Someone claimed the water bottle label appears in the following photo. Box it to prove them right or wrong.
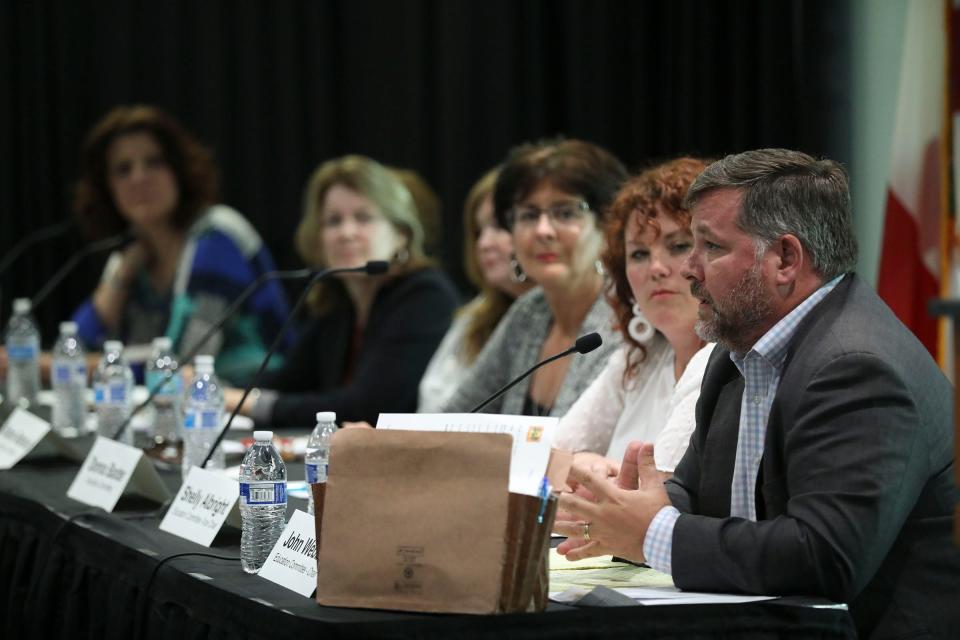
[184,410,219,430]
[94,384,105,404]
[53,364,72,384]
[7,344,37,361]
[108,382,127,403]
[54,363,86,385]
[305,462,328,484]
[240,481,287,505]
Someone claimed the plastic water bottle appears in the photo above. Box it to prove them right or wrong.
[305,411,337,515]
[51,321,87,437]
[4,298,41,407]
[240,430,288,573]
[93,340,134,443]
[146,336,182,455]
[181,354,224,477]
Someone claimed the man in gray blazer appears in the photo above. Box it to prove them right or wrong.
[555,149,959,639]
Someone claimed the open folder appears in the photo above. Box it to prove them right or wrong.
[311,428,571,614]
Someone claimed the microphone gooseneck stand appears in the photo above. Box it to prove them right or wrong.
[31,232,131,309]
[110,268,312,442]
[469,332,603,413]
[199,260,389,468]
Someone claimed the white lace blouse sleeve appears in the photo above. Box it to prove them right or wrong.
[653,343,716,472]
[417,311,471,412]
[553,347,627,453]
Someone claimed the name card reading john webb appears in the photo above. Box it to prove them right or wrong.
[159,466,241,546]
[258,509,319,596]
[66,436,170,511]
[0,407,83,469]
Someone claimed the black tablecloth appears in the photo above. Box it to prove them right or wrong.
[0,449,857,640]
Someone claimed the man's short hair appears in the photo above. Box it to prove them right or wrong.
[683,148,858,279]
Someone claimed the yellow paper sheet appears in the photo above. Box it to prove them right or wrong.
[548,548,675,593]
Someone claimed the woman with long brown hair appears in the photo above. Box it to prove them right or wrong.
[417,167,533,411]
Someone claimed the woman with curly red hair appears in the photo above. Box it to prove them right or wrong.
[553,157,715,474]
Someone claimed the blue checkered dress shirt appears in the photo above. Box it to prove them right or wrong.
[642,275,843,574]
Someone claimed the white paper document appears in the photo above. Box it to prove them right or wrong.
[550,585,777,606]
[376,413,556,496]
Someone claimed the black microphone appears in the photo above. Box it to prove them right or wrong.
[197,260,389,467]
[469,331,603,413]
[30,231,132,309]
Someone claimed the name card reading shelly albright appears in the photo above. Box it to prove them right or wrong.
[0,407,83,469]
[257,509,318,597]
[66,436,170,511]
[159,466,241,547]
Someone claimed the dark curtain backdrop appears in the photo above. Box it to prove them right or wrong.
[0,0,850,341]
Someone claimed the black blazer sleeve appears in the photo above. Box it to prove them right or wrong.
[265,269,459,427]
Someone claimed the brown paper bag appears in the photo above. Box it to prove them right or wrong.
[314,428,511,614]
[312,429,569,614]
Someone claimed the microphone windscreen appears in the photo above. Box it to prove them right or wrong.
[365,260,390,275]
[574,332,603,354]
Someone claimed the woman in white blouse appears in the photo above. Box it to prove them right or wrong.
[553,157,714,474]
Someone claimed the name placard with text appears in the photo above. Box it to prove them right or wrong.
[257,509,318,596]
[159,466,241,546]
[66,436,170,511]
[0,407,83,470]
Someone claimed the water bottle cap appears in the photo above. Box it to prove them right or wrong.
[315,411,336,423]
[253,430,273,442]
[152,336,173,350]
[12,298,31,314]
[59,321,78,335]
[194,354,214,372]
[103,340,124,353]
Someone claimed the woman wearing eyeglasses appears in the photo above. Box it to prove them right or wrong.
[439,139,626,416]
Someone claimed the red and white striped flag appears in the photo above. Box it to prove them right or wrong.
[877,0,956,368]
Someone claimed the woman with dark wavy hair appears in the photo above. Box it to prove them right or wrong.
[439,139,626,417]
[71,105,290,385]
[553,157,715,474]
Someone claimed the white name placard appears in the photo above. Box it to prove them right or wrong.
[159,466,241,546]
[66,436,170,511]
[377,413,556,496]
[257,509,318,596]
[0,407,84,469]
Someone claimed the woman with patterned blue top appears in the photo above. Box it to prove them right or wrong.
[439,139,627,417]
[70,105,291,385]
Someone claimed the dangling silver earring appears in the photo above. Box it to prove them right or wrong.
[510,255,527,283]
[628,302,655,343]
[595,260,605,276]
[393,246,410,265]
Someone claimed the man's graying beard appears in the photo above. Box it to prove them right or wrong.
[690,265,773,355]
